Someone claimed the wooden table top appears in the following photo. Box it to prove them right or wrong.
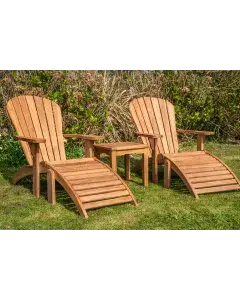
[94,142,149,151]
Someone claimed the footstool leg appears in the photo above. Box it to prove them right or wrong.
[142,150,149,186]
[124,154,131,180]
[164,159,171,189]
[47,169,56,205]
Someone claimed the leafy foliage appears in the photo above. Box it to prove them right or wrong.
[0,70,239,142]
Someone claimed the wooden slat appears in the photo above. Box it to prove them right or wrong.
[181,163,222,170]
[129,102,149,147]
[77,185,126,197]
[43,97,60,161]
[65,170,112,180]
[144,98,164,154]
[167,151,206,157]
[26,96,49,161]
[166,100,179,153]
[67,172,114,181]
[193,179,237,189]
[51,101,66,160]
[34,96,54,161]
[84,196,133,209]
[151,98,169,153]
[131,99,151,150]
[171,155,210,162]
[206,151,240,187]
[94,142,147,151]
[175,158,218,165]
[18,96,48,161]
[54,160,101,168]
[6,100,33,165]
[187,170,229,178]
[185,166,226,174]
[138,97,154,138]
[81,190,129,203]
[12,97,31,137]
[12,97,35,162]
[55,163,104,173]
[190,174,234,183]
[50,158,95,166]
[196,184,240,194]
[18,96,36,138]
[68,175,118,185]
[73,180,122,190]
[158,98,174,153]
[63,168,110,177]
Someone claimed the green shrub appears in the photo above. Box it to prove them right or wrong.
[0,70,239,142]
[0,137,26,167]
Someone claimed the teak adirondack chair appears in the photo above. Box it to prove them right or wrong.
[6,95,137,217]
[130,97,240,198]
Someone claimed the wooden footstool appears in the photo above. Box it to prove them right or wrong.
[94,142,149,186]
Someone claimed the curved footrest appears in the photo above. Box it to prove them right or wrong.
[46,158,137,218]
[164,151,240,198]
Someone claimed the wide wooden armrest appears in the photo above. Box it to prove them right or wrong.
[136,132,163,139]
[15,136,46,144]
[63,134,104,141]
[177,129,215,136]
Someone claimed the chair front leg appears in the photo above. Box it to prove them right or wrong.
[197,135,205,151]
[151,138,158,184]
[30,143,40,197]
[84,139,95,157]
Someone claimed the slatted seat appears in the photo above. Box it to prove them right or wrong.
[130,97,240,198]
[164,151,240,197]
[45,158,135,214]
[7,95,137,217]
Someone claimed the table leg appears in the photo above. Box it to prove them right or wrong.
[142,150,149,186]
[124,154,131,180]
[110,151,117,172]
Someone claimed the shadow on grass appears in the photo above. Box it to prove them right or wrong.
[100,155,189,195]
[0,164,80,215]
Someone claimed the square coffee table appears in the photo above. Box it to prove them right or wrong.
[94,142,149,186]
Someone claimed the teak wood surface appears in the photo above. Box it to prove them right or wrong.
[6,95,137,217]
[94,142,149,186]
[129,97,240,197]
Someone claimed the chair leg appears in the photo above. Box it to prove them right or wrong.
[85,140,94,157]
[47,169,56,205]
[152,150,158,184]
[31,144,40,197]
[197,135,205,151]
[164,159,171,188]
[142,150,149,187]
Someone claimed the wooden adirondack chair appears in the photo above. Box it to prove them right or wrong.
[6,95,137,217]
[129,97,240,198]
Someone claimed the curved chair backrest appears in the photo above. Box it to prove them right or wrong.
[129,97,179,155]
[6,95,66,165]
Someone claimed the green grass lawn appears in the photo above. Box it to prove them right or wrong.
[0,142,239,229]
